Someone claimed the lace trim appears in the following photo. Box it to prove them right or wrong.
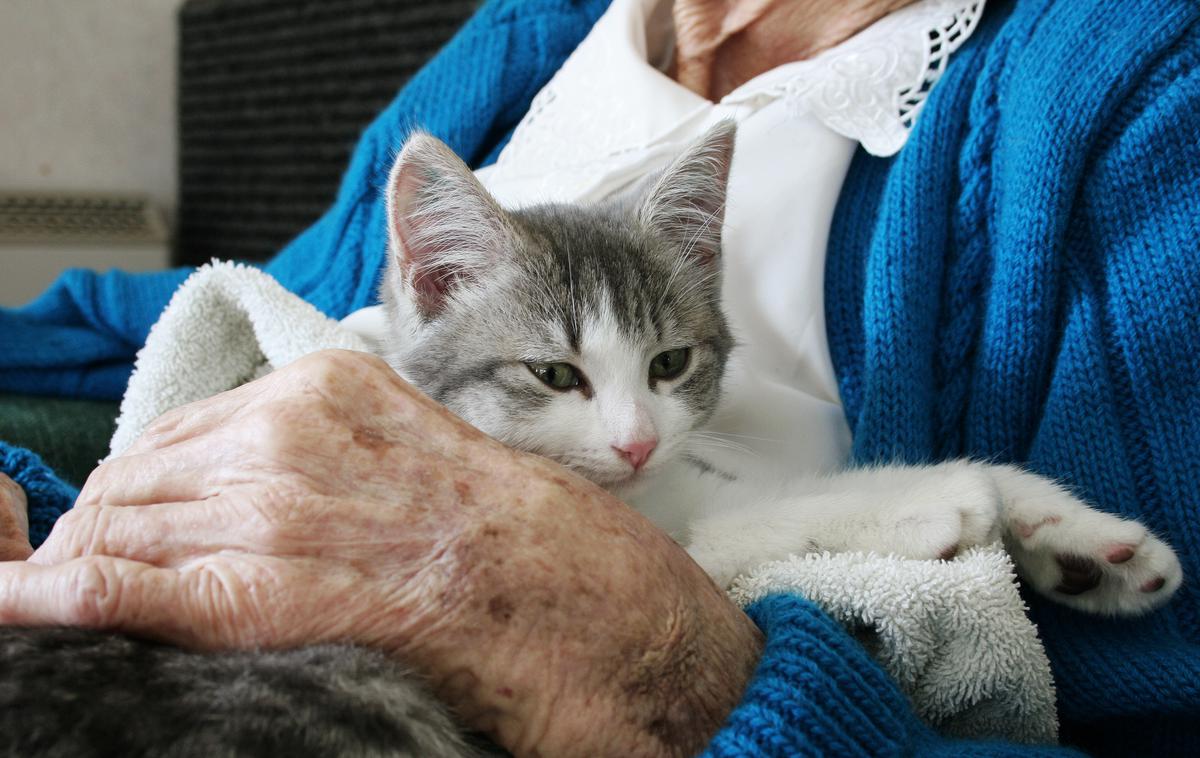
[777,0,985,156]
[899,2,985,128]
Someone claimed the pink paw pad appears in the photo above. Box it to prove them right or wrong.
[1141,577,1166,593]
[1104,545,1136,564]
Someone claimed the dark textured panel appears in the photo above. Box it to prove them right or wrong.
[176,0,478,266]
[0,394,118,487]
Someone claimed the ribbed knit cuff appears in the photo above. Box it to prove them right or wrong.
[702,593,931,757]
[0,442,78,548]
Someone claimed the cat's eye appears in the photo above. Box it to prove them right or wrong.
[649,348,690,381]
[527,362,583,391]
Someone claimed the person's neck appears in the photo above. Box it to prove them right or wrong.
[671,0,921,100]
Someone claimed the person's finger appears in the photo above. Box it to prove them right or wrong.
[120,376,272,457]
[77,439,246,508]
[0,473,29,541]
[0,472,26,507]
[0,539,33,561]
[29,501,239,567]
[0,556,212,647]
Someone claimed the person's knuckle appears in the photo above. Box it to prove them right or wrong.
[43,506,100,558]
[348,350,393,375]
[141,404,189,443]
[307,349,396,390]
[65,558,125,627]
[243,404,307,460]
[292,349,364,386]
[75,465,116,507]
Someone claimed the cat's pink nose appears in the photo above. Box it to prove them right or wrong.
[613,439,657,471]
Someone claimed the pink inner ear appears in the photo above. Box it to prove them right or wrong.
[409,263,459,315]
[389,163,455,315]
[390,166,426,259]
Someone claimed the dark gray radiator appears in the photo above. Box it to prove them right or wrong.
[176,0,478,266]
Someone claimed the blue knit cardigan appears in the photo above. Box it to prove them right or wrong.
[2,0,1198,755]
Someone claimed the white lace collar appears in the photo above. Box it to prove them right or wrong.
[650,0,988,156]
[738,0,987,155]
[499,0,985,173]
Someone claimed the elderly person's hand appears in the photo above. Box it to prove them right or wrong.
[0,474,32,561]
[0,349,761,757]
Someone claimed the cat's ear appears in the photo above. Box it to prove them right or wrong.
[384,131,511,318]
[637,120,736,266]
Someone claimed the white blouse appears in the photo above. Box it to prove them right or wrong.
[348,0,983,480]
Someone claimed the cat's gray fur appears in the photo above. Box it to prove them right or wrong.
[0,125,737,757]
[0,627,491,757]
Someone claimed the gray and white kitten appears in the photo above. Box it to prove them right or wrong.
[0,124,1181,757]
[379,122,1181,617]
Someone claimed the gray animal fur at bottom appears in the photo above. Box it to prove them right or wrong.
[0,627,499,758]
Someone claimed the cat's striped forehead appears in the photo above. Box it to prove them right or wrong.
[510,204,725,353]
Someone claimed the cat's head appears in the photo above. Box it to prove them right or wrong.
[380,123,735,490]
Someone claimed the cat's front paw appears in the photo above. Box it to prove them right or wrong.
[1005,504,1181,615]
[995,467,1182,615]
[877,464,1003,560]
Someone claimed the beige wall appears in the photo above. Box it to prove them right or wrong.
[0,0,184,218]
[0,0,184,306]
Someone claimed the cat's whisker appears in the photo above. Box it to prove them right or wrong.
[660,236,694,303]
[670,269,721,305]
[696,430,783,444]
[565,245,580,347]
[658,200,727,310]
[685,442,761,463]
[688,435,755,454]
[684,431,759,458]
[678,200,728,261]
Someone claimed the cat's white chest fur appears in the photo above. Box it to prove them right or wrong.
[620,458,735,539]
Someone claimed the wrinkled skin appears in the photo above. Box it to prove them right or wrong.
[0,350,762,757]
[672,0,918,100]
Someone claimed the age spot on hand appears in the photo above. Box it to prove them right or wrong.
[352,426,390,454]
[487,595,515,624]
[454,480,474,505]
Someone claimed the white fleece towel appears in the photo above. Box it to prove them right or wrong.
[109,261,370,457]
[729,545,1058,744]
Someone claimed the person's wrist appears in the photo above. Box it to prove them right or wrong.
[526,544,763,757]
[406,460,762,756]
[603,545,763,757]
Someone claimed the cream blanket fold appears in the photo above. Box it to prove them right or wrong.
[729,546,1058,744]
[109,261,370,457]
[111,263,1058,744]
